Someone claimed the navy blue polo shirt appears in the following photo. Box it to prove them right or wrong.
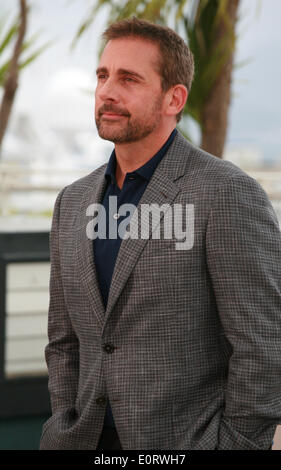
[93,128,177,428]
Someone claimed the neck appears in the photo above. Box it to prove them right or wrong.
[114,123,175,189]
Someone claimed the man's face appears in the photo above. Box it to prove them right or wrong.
[95,37,166,144]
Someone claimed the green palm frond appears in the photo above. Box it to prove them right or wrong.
[0,21,19,55]
[71,0,111,48]
[0,60,10,86]
[0,15,19,86]
[0,12,50,88]
[72,0,189,48]
[19,40,52,69]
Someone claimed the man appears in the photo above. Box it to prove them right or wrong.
[40,18,281,450]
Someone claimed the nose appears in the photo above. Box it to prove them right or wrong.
[97,77,120,103]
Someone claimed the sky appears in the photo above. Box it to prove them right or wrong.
[1,0,281,166]
[229,0,281,165]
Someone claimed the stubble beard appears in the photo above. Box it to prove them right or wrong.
[95,98,163,144]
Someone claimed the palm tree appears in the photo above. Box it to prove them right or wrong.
[73,0,241,158]
[187,0,240,157]
[0,0,49,155]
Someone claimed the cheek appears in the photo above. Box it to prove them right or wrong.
[94,92,101,112]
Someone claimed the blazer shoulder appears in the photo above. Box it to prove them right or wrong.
[175,131,260,187]
[52,163,107,220]
[61,162,107,199]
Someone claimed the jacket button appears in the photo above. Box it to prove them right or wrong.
[96,396,107,406]
[103,343,115,354]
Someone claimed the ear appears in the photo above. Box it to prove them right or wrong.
[164,85,188,119]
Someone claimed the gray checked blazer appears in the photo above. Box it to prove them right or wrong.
[40,131,281,450]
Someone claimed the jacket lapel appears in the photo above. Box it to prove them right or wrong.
[75,132,193,329]
[104,131,192,325]
[75,167,108,328]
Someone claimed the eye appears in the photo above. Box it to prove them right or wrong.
[123,77,136,83]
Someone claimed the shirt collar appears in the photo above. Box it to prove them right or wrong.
[105,128,177,185]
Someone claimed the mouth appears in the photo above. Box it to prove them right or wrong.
[101,112,126,120]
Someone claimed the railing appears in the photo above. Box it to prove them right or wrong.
[0,163,92,218]
[248,171,281,225]
[0,163,281,223]
[249,171,281,199]
[0,163,92,190]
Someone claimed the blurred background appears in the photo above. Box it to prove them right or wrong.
[0,0,280,449]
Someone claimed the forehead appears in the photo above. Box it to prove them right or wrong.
[99,37,161,75]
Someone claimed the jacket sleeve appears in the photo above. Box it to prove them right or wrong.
[206,175,281,450]
[45,187,80,415]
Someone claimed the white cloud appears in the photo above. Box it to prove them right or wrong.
[43,67,96,129]
[47,67,94,96]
